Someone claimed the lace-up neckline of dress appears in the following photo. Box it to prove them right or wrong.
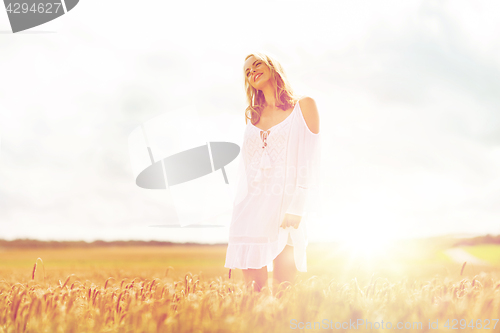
[250,102,298,182]
[250,102,298,139]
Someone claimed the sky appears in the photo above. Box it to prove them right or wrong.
[1,0,500,244]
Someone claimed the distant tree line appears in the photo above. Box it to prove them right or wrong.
[454,234,500,246]
[1,234,497,249]
[0,239,227,249]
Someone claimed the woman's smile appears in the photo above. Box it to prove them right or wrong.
[254,73,263,82]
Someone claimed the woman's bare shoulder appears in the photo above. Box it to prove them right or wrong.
[298,96,320,134]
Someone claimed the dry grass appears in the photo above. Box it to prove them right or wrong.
[1,242,500,332]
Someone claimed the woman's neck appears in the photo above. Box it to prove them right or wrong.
[260,82,278,109]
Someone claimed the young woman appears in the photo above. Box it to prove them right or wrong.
[224,52,321,295]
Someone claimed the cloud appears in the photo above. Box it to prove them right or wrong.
[1,0,500,241]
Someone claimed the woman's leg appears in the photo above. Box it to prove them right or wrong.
[242,266,268,292]
[273,245,297,294]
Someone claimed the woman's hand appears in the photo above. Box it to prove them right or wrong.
[280,213,302,229]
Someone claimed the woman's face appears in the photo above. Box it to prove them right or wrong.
[244,56,272,91]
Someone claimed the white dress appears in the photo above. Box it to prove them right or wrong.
[224,99,322,273]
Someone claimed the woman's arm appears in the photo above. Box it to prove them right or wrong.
[281,97,321,227]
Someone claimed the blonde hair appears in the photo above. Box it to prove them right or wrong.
[243,52,300,126]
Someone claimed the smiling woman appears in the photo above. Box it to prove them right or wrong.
[224,52,322,295]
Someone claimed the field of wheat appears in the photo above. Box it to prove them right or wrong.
[1,240,500,333]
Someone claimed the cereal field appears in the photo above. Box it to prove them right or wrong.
[1,239,500,332]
